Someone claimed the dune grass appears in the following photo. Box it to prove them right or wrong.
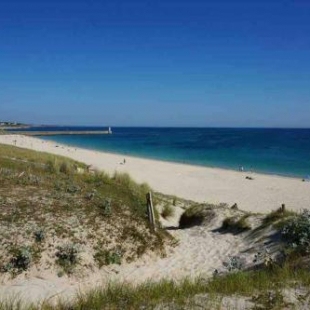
[0,143,152,219]
[221,215,251,233]
[161,203,174,219]
[0,143,168,276]
[52,266,310,309]
[0,264,309,309]
[179,204,217,228]
[263,208,295,227]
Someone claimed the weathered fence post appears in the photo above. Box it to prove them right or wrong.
[146,192,156,231]
[281,204,286,213]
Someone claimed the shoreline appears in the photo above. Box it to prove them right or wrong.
[0,134,309,213]
[38,136,305,181]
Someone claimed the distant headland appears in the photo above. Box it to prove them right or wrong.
[0,122,112,135]
[0,121,31,129]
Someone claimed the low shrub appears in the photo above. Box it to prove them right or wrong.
[34,229,45,243]
[4,246,32,273]
[59,161,71,174]
[224,255,246,272]
[66,183,81,193]
[94,249,122,268]
[282,209,310,253]
[161,204,174,219]
[56,243,80,273]
[179,205,216,229]
[263,208,295,226]
[45,160,56,173]
[222,215,251,232]
[98,198,112,216]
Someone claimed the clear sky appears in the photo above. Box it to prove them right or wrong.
[1,0,310,127]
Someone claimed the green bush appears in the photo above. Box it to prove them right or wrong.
[56,243,80,273]
[4,246,32,272]
[282,209,310,252]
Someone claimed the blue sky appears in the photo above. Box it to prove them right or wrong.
[1,0,310,127]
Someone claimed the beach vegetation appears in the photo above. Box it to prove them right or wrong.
[84,170,111,187]
[97,197,112,216]
[59,161,71,174]
[263,208,295,226]
[56,243,80,274]
[179,204,216,228]
[2,246,32,274]
[282,209,310,254]
[172,196,177,206]
[94,248,123,268]
[45,158,77,175]
[223,255,246,272]
[2,264,310,309]
[222,215,251,232]
[45,159,57,173]
[65,182,81,193]
[161,203,174,219]
[0,143,169,279]
[33,228,45,243]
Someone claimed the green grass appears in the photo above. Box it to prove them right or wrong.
[263,208,295,227]
[70,278,208,310]
[1,264,309,309]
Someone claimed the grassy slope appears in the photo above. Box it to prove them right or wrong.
[0,143,168,276]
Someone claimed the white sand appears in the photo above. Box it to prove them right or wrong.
[0,134,309,213]
[0,134,308,304]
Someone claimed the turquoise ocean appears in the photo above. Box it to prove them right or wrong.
[14,127,310,178]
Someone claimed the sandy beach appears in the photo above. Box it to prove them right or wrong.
[0,134,309,213]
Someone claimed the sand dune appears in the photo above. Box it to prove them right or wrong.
[0,134,307,305]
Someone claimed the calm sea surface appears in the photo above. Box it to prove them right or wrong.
[13,127,310,178]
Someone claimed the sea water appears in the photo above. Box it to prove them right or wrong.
[15,127,310,178]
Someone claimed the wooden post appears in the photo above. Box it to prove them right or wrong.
[281,204,286,213]
[146,192,156,231]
